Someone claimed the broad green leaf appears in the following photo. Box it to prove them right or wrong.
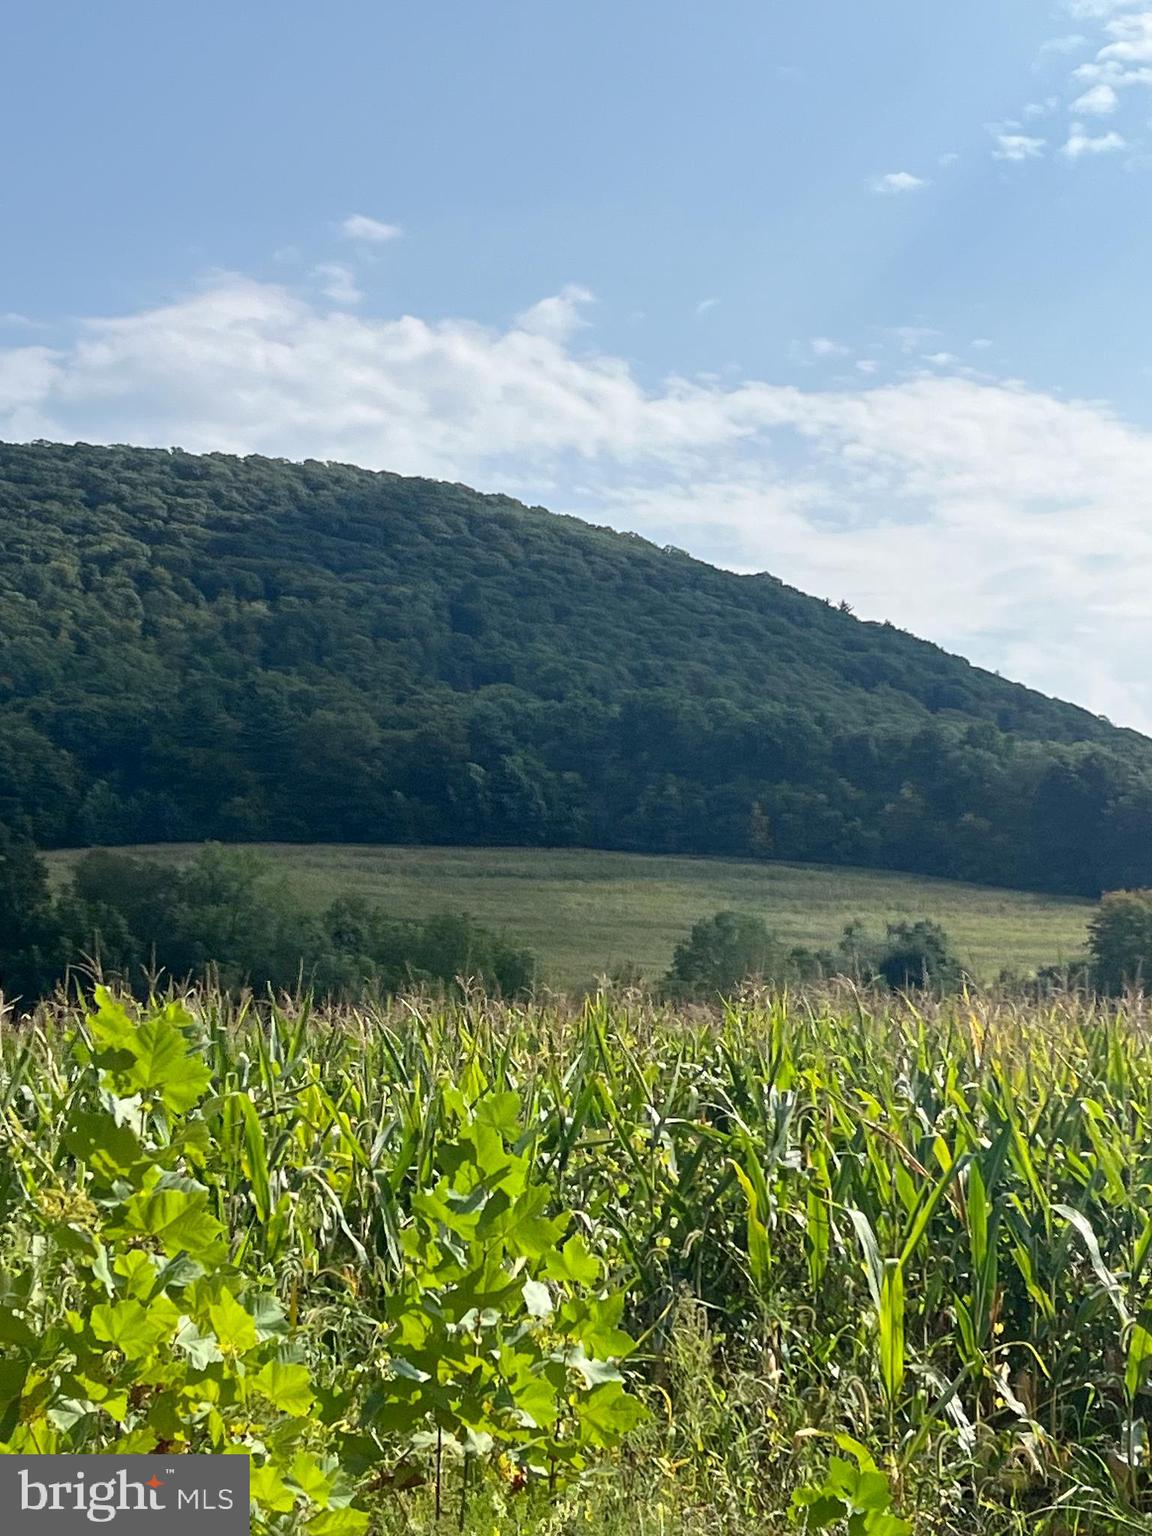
[253,1360,315,1415]
[90,1299,176,1360]
[306,1511,371,1536]
[63,1111,147,1183]
[790,1491,848,1527]
[251,1463,296,1514]
[575,1381,649,1446]
[114,1018,212,1113]
[207,1290,259,1355]
[543,1233,601,1287]
[473,1092,522,1139]
[287,1452,333,1502]
[120,1188,225,1259]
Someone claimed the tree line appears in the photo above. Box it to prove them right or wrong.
[662,898,1152,999]
[7,825,1152,1005]
[3,441,1152,898]
[0,831,536,1003]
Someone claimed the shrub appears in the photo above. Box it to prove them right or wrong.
[663,911,783,998]
[874,918,962,992]
[1088,889,1152,994]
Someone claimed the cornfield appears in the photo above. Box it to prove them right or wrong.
[5,983,1152,1533]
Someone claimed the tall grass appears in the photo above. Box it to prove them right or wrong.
[6,982,1152,1531]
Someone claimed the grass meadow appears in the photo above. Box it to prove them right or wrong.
[45,844,1094,987]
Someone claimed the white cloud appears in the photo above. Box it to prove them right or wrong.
[1099,9,1152,63]
[992,132,1047,160]
[340,214,403,244]
[514,284,594,341]
[1069,13,1152,90]
[1018,10,1152,173]
[8,275,1152,727]
[312,263,363,306]
[1065,0,1137,18]
[1062,123,1128,154]
[923,352,958,366]
[869,171,928,194]
[1073,81,1120,110]
[695,297,719,316]
[810,336,850,358]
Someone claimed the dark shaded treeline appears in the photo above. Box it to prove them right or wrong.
[3,439,1151,896]
[0,831,536,1000]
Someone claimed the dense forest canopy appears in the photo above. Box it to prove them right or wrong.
[3,438,1152,897]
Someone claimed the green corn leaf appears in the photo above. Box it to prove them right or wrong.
[1055,1203,1131,1326]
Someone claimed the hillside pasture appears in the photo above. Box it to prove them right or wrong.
[46,843,1093,986]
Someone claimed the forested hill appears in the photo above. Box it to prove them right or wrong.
[2,438,1151,896]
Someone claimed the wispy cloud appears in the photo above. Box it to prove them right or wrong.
[340,214,403,244]
[1062,123,1127,155]
[992,132,1047,161]
[695,298,720,316]
[514,284,594,341]
[891,325,939,353]
[1038,33,1089,55]
[869,171,928,194]
[810,337,850,358]
[312,263,363,305]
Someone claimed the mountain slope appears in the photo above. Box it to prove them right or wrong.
[2,439,1150,895]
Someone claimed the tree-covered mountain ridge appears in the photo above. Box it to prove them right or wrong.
[2,438,1149,896]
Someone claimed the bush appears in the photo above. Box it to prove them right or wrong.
[874,918,962,992]
[663,911,784,998]
[1088,888,1152,994]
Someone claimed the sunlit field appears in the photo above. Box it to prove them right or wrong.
[45,844,1094,987]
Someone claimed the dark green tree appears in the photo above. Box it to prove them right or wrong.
[0,828,64,1000]
[664,910,782,998]
[1088,890,1152,994]
[875,919,961,992]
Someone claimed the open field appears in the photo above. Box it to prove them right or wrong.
[47,843,1094,986]
[5,984,1152,1533]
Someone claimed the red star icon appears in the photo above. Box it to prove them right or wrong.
[146,1477,164,1489]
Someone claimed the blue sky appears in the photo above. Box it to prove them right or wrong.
[4,0,1152,726]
